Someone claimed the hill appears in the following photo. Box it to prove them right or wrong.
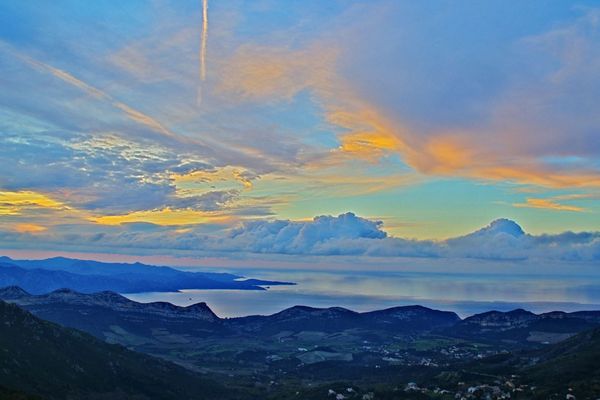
[0,286,226,348]
[229,304,460,335]
[0,300,234,400]
[443,308,600,345]
[521,327,600,399]
[424,327,600,400]
[0,286,461,374]
[0,287,461,338]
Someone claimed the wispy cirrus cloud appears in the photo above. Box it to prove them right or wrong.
[0,41,179,140]
[514,197,586,212]
[212,5,600,192]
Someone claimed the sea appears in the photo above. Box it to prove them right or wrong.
[124,268,600,318]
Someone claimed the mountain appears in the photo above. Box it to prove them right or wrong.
[229,305,364,334]
[0,287,460,338]
[3,286,598,348]
[7,286,219,322]
[362,305,462,330]
[230,304,461,335]
[0,285,29,300]
[0,300,233,400]
[0,286,227,348]
[0,256,238,279]
[0,261,141,294]
[2,286,599,399]
[444,308,600,345]
[0,256,294,294]
[0,287,464,388]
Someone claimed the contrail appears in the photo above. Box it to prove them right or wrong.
[198,0,208,104]
[201,0,208,81]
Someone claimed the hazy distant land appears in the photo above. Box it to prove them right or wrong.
[0,256,294,294]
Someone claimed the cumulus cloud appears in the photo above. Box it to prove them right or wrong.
[443,219,530,261]
[442,219,600,262]
[220,216,599,261]
[226,212,386,254]
[1,213,598,263]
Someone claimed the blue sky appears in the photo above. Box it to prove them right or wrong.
[0,0,599,268]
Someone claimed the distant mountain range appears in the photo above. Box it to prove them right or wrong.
[0,286,461,341]
[444,308,600,344]
[0,255,294,294]
[227,304,461,335]
[2,285,599,347]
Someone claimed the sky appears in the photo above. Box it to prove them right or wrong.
[0,0,599,270]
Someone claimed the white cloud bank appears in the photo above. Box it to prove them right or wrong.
[1,213,598,262]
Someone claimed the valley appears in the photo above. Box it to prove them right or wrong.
[1,285,599,399]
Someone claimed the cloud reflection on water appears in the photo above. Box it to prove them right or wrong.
[125,269,600,318]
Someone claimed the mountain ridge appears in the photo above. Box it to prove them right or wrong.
[0,285,461,322]
[0,256,294,294]
[3,285,598,342]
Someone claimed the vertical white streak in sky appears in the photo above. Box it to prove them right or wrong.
[197,0,208,105]
[201,0,208,81]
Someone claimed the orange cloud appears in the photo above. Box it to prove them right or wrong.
[0,191,65,215]
[513,197,585,212]
[405,135,475,174]
[14,223,48,234]
[216,38,600,191]
[472,166,600,189]
[339,131,398,156]
[328,108,404,162]
[217,44,338,101]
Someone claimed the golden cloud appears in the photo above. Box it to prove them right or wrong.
[513,197,586,212]
[216,38,600,190]
[0,191,66,216]
[13,223,48,234]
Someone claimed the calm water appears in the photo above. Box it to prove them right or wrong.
[124,269,600,318]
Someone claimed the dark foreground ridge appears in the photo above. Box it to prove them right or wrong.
[0,300,232,400]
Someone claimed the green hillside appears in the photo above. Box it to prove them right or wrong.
[523,328,600,399]
[0,301,232,400]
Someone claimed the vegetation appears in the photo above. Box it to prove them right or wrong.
[0,301,233,400]
[1,287,599,399]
